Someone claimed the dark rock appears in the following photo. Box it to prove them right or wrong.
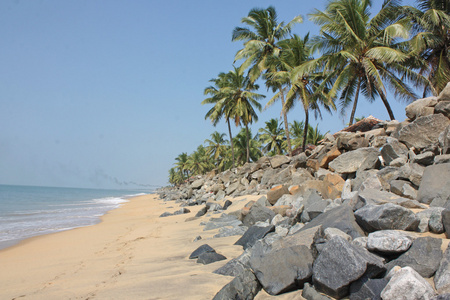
[159,211,173,217]
[417,163,450,205]
[381,140,409,166]
[242,202,276,227]
[397,163,425,187]
[349,277,388,300]
[234,225,275,250]
[312,236,385,299]
[299,205,365,239]
[397,114,450,150]
[435,245,450,294]
[302,190,328,223]
[328,147,380,173]
[429,207,445,233]
[302,283,333,300]
[173,207,190,215]
[381,266,436,300]
[223,200,232,210]
[189,244,215,259]
[213,251,250,277]
[431,295,450,300]
[412,151,435,166]
[197,252,227,265]
[249,245,314,295]
[195,206,207,217]
[212,268,262,300]
[443,208,450,238]
[390,180,417,199]
[366,230,412,254]
[355,203,420,232]
[386,237,443,278]
[436,101,450,118]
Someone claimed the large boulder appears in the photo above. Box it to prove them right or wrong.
[417,163,450,205]
[405,96,438,121]
[249,245,314,295]
[267,185,290,205]
[269,155,291,168]
[358,188,424,209]
[312,236,386,299]
[381,139,409,166]
[366,230,413,254]
[349,278,388,300]
[242,202,276,227]
[329,147,380,174]
[381,267,436,300]
[355,203,420,232]
[386,237,443,278]
[234,225,275,250]
[435,245,450,294]
[397,114,450,150]
[212,268,262,300]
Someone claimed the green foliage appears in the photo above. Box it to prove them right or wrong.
[258,118,285,156]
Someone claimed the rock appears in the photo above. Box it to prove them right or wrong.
[435,246,450,294]
[242,202,276,227]
[249,245,314,295]
[267,185,290,205]
[272,225,322,256]
[439,82,450,101]
[302,190,328,222]
[436,101,450,118]
[417,163,450,205]
[416,207,445,233]
[189,244,216,259]
[225,181,241,195]
[366,230,413,254]
[269,155,291,168]
[324,227,352,241]
[312,236,386,299]
[317,145,341,169]
[443,209,450,238]
[234,225,275,250]
[397,163,425,187]
[159,211,173,217]
[352,237,368,249]
[323,173,345,193]
[381,140,409,166]
[412,151,435,166]
[203,213,243,231]
[195,206,207,217]
[386,237,443,278]
[381,266,436,300]
[405,97,438,121]
[355,203,420,232]
[212,268,262,300]
[436,154,450,164]
[197,252,227,265]
[358,188,423,208]
[213,251,249,277]
[328,147,380,173]
[440,125,450,154]
[302,283,333,300]
[390,180,418,199]
[299,205,365,239]
[191,178,205,189]
[294,180,341,200]
[214,226,248,238]
[398,114,450,150]
[349,278,388,300]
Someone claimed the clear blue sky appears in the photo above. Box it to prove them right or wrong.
[0,0,418,189]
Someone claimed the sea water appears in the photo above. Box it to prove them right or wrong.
[0,184,149,250]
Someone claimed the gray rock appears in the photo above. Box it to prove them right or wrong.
[381,140,409,166]
[214,226,248,238]
[302,283,333,300]
[349,278,388,300]
[443,208,450,238]
[302,190,328,222]
[413,151,435,166]
[417,163,450,205]
[269,155,291,168]
[358,188,424,208]
[436,154,450,164]
[267,185,290,205]
[191,178,205,189]
[189,244,215,259]
[398,114,450,149]
[355,203,420,232]
[435,246,450,294]
[242,202,276,227]
[249,245,314,295]
[439,83,450,101]
[195,206,207,217]
[431,294,450,300]
[416,207,445,233]
[312,236,386,299]
[405,97,438,121]
[436,101,450,118]
[329,147,380,173]
[377,166,400,190]
[324,227,352,242]
[386,237,443,278]
[367,230,413,254]
[159,211,173,218]
[299,205,365,239]
[197,252,227,265]
[390,180,418,200]
[397,163,425,187]
[203,213,243,231]
[440,125,450,154]
[352,237,368,249]
[381,266,436,300]
[234,225,275,250]
[212,268,262,300]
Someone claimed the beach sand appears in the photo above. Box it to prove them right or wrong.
[0,194,303,300]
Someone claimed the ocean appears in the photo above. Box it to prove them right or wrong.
[0,184,150,250]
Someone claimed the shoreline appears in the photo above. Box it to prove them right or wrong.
[0,193,252,300]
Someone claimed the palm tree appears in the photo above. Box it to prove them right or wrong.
[403,0,450,95]
[168,167,184,186]
[233,128,262,165]
[174,152,189,180]
[307,124,328,145]
[268,34,335,152]
[204,131,229,171]
[258,118,285,156]
[232,6,302,155]
[186,145,213,176]
[310,0,422,125]
[289,120,305,149]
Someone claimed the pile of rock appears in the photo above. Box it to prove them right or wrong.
[157,82,450,299]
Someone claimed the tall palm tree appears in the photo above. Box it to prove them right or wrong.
[232,6,302,155]
[233,128,262,165]
[186,145,213,176]
[174,152,189,180]
[204,131,229,171]
[403,0,450,95]
[258,118,285,156]
[289,120,305,149]
[310,0,422,125]
[267,34,335,152]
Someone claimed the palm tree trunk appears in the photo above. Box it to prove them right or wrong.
[227,118,236,168]
[378,90,395,121]
[279,86,292,156]
[302,108,309,152]
[349,78,361,126]
[245,123,250,163]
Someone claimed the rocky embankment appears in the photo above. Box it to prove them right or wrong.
[156,83,450,300]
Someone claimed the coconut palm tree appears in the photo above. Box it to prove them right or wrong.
[258,118,285,156]
[204,131,229,171]
[232,6,302,155]
[307,124,328,145]
[309,0,422,125]
[233,128,262,165]
[402,0,450,95]
[174,152,189,180]
[289,120,305,149]
[186,145,213,176]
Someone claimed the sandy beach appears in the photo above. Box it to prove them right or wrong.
[0,194,264,300]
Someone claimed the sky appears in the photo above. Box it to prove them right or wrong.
[0,0,419,189]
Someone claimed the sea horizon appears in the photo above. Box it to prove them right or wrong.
[0,184,153,250]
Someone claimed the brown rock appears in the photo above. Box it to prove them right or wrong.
[323,173,345,193]
[306,158,320,172]
[268,205,292,217]
[267,185,290,205]
[318,146,341,169]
